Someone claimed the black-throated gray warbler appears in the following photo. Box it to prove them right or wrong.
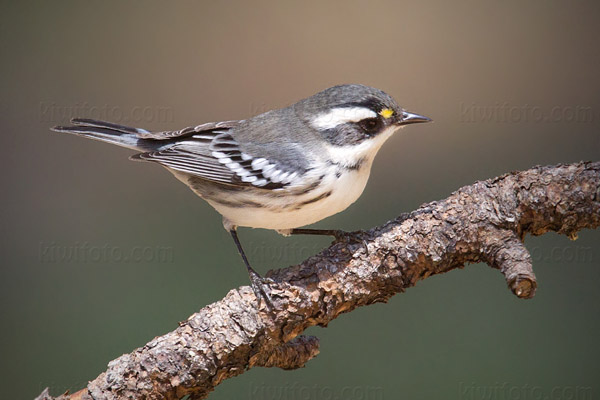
[52,84,431,306]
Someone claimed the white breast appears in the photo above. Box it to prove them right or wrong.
[209,163,373,230]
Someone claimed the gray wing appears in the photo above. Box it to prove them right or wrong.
[133,130,306,190]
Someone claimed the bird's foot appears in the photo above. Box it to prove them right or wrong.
[329,229,353,242]
[248,270,275,310]
[332,230,370,256]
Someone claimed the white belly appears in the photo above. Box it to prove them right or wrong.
[208,165,372,230]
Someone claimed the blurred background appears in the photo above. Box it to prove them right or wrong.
[1,1,599,399]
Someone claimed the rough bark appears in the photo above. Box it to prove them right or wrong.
[36,161,600,400]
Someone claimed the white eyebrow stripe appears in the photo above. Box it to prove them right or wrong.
[310,107,377,130]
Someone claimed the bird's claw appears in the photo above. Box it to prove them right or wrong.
[248,271,274,310]
[330,229,352,241]
[332,230,369,256]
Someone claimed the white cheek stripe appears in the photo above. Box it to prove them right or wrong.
[310,107,377,130]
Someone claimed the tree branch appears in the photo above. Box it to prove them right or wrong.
[36,161,600,400]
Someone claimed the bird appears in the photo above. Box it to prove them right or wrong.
[52,84,431,307]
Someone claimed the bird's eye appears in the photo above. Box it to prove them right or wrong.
[358,118,382,134]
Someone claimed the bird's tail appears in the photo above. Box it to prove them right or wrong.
[51,118,152,151]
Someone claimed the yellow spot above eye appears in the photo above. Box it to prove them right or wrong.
[379,108,394,119]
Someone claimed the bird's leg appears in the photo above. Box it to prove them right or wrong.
[286,228,349,240]
[229,229,273,309]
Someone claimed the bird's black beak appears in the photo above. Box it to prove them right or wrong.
[396,111,432,126]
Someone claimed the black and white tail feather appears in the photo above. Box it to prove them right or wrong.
[52,118,155,150]
[52,117,240,150]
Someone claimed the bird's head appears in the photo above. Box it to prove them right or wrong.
[294,84,431,163]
